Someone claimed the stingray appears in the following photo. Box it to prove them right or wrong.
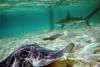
[0,43,67,67]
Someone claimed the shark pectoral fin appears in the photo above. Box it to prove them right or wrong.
[61,24,65,31]
[86,20,90,26]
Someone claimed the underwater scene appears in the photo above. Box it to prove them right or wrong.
[0,0,100,67]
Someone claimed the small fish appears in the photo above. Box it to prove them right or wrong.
[42,33,63,41]
[0,43,66,67]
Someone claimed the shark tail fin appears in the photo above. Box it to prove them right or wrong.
[84,8,99,26]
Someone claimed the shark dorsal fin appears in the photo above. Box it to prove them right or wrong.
[65,12,71,19]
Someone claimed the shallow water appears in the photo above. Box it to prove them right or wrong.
[0,25,100,66]
[0,0,100,67]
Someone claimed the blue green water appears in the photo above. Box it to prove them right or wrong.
[0,7,50,37]
[0,5,100,38]
[0,1,100,66]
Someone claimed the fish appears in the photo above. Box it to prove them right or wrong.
[0,43,67,67]
[57,8,99,30]
[42,33,63,41]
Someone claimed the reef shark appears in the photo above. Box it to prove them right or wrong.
[57,8,99,30]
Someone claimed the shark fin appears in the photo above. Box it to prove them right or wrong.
[85,8,99,20]
[65,12,71,19]
[86,20,90,26]
[84,8,99,26]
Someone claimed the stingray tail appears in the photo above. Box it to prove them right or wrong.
[48,43,75,59]
[56,42,75,57]
[84,8,99,26]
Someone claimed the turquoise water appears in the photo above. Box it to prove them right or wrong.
[0,0,100,66]
[0,7,50,37]
[0,5,100,38]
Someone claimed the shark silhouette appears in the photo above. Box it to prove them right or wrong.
[57,8,99,30]
[0,43,74,67]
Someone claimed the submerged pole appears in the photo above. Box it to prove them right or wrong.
[48,5,55,31]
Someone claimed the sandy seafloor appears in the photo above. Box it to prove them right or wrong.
[0,23,100,67]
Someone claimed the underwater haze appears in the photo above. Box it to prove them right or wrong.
[0,0,100,67]
[0,0,100,37]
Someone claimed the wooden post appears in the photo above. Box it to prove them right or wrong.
[48,5,55,31]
